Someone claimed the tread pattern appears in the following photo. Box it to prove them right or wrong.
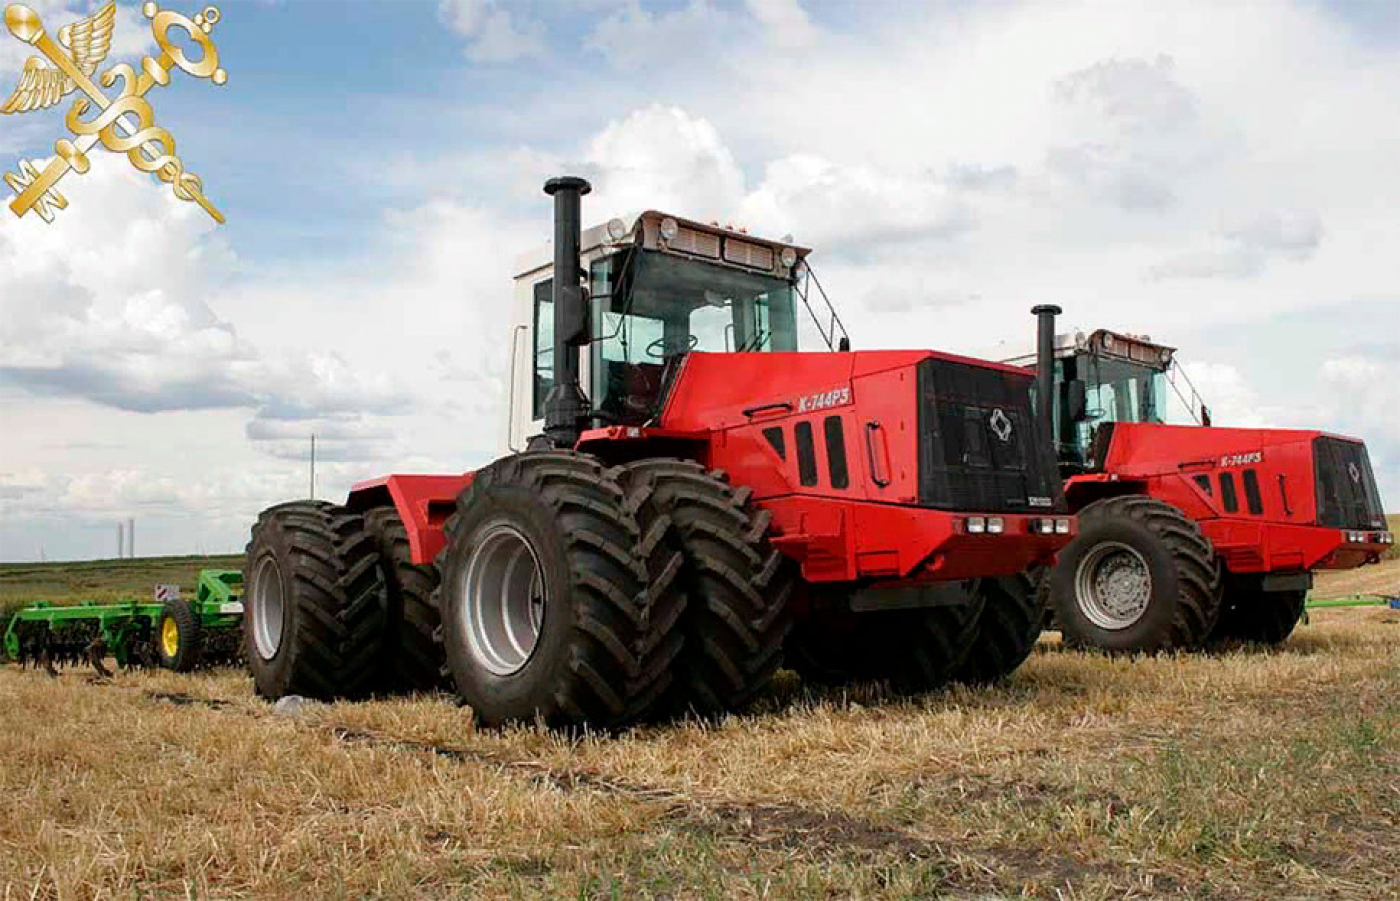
[617,459,794,717]
[244,501,387,700]
[1058,495,1221,653]
[364,507,446,692]
[1213,586,1307,646]
[954,571,1042,685]
[436,452,682,728]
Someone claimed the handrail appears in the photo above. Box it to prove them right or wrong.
[1165,358,1209,426]
[794,262,851,351]
[506,324,529,452]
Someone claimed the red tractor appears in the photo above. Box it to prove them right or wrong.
[1016,305,1392,653]
[241,177,1074,728]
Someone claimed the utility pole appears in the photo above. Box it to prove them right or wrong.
[310,433,316,500]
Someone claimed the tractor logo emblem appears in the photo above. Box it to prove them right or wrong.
[989,408,1013,443]
[1,1,228,224]
[1348,462,1361,485]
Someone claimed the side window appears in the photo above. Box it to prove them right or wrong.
[1219,472,1239,513]
[1193,474,1213,496]
[533,279,554,421]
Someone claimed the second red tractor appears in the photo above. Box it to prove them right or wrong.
[1015,305,1391,653]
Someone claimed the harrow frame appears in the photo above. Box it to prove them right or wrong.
[2,570,244,671]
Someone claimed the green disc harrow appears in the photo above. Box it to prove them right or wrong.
[2,569,244,675]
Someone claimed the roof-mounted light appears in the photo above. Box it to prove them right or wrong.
[659,217,679,241]
[606,217,628,241]
[779,247,797,269]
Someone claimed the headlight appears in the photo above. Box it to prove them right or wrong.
[660,217,679,241]
[966,516,986,534]
[1055,519,1071,534]
[606,217,628,241]
[779,247,797,268]
[987,517,1005,534]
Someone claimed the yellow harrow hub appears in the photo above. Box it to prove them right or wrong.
[161,616,180,658]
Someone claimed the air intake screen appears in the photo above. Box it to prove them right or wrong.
[723,238,774,270]
[671,227,721,258]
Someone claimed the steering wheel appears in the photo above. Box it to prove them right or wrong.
[646,334,698,359]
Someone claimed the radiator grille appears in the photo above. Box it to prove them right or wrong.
[916,358,1064,513]
[1313,437,1386,529]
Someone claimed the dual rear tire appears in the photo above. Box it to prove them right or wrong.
[243,501,387,700]
[433,454,794,729]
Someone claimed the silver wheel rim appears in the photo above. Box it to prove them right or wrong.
[1075,541,1152,630]
[250,556,285,659]
[460,523,546,677]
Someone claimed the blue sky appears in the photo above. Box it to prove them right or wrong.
[0,0,1397,561]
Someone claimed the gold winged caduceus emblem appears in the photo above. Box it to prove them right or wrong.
[1,1,228,223]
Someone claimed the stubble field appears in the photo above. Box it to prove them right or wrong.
[1,579,1397,898]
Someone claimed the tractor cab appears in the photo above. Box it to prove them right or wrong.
[506,212,829,453]
[1003,327,1196,475]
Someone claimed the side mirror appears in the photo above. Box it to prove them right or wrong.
[1200,404,1212,427]
[1065,379,1088,423]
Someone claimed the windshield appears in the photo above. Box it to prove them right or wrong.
[1056,352,1168,466]
[588,249,798,423]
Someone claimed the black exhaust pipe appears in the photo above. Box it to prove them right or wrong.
[1031,304,1061,444]
[542,176,592,448]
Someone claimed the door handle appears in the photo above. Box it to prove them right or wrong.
[865,421,891,487]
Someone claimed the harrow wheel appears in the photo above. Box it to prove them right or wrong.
[616,459,794,719]
[365,507,447,693]
[787,589,984,693]
[1050,495,1222,653]
[953,571,1043,685]
[157,598,203,673]
[435,452,680,730]
[243,501,387,701]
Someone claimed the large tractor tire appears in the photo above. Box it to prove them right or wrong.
[1050,496,1221,653]
[953,571,1043,685]
[616,459,794,718]
[787,589,984,693]
[243,501,388,700]
[156,597,203,673]
[364,507,446,693]
[1212,583,1307,646]
[435,452,681,730]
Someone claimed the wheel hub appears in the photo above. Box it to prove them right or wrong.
[460,523,546,677]
[1075,541,1152,630]
[249,556,285,660]
[161,616,180,658]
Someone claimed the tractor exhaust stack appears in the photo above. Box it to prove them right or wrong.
[1031,304,1061,444]
[541,176,593,449]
